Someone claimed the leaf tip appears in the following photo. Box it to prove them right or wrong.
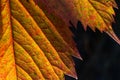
[105,27,120,45]
[66,71,78,80]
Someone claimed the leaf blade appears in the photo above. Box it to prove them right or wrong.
[37,0,120,44]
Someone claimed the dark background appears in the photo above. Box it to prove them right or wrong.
[66,0,120,80]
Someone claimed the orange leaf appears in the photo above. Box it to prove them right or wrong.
[0,0,120,80]
[77,0,120,44]
[37,0,120,44]
[0,0,79,79]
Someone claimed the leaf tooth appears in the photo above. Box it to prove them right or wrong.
[106,0,118,8]
[105,26,120,45]
[58,52,77,78]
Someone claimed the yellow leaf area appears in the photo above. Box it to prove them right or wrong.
[38,0,120,44]
[76,0,120,44]
[0,0,81,80]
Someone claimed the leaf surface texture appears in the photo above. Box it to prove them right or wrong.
[0,0,79,80]
[38,0,120,44]
[0,0,119,80]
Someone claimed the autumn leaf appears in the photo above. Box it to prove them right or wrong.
[0,0,81,79]
[0,0,120,80]
[37,0,120,44]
